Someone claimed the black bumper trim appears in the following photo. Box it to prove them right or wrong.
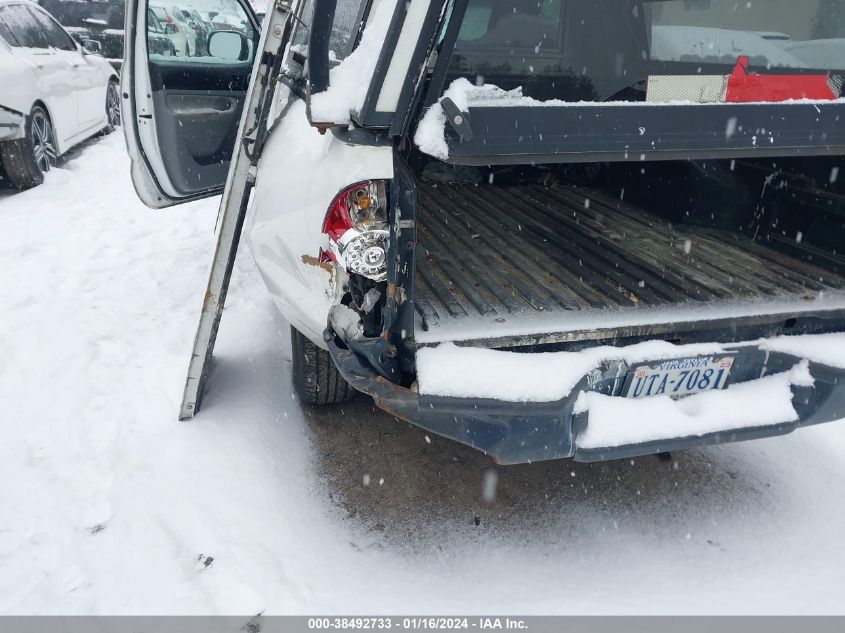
[327,334,845,464]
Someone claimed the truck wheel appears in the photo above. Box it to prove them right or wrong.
[291,326,356,405]
[0,105,55,190]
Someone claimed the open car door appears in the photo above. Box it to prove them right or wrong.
[122,0,305,419]
[122,0,260,208]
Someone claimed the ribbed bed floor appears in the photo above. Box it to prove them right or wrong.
[414,181,845,331]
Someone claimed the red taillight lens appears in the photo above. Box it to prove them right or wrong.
[322,181,390,281]
[323,184,359,242]
[323,181,388,240]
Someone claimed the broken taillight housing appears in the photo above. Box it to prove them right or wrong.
[322,181,389,281]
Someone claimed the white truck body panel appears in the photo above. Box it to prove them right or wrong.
[246,99,393,347]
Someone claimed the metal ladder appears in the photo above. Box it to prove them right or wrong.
[178,0,302,420]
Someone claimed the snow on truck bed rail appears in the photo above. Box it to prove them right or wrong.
[413,77,845,159]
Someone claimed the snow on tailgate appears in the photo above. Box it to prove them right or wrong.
[416,337,838,448]
[761,332,845,369]
[415,340,724,402]
[416,334,845,403]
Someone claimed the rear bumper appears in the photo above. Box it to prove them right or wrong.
[327,336,845,464]
[0,107,25,142]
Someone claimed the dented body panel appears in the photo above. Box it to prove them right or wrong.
[246,100,393,347]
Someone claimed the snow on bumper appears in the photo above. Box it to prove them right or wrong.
[573,362,813,450]
[0,107,25,142]
[330,335,845,464]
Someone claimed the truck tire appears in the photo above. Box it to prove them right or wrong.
[0,105,55,190]
[291,326,356,405]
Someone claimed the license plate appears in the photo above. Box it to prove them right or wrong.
[624,355,735,399]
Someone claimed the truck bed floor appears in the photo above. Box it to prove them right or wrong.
[414,181,845,343]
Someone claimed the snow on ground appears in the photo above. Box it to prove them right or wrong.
[2,133,845,614]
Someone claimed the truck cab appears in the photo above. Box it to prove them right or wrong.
[123,0,845,463]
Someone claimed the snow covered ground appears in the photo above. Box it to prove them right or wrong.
[2,134,845,614]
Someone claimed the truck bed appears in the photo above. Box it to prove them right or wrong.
[414,181,845,347]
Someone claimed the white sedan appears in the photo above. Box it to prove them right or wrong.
[0,0,119,189]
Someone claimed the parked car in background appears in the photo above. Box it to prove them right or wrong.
[150,4,198,56]
[36,0,122,29]
[63,24,93,44]
[51,4,174,70]
[209,11,248,33]
[0,0,119,188]
[146,8,177,58]
[173,6,209,56]
[36,1,125,68]
[190,7,212,30]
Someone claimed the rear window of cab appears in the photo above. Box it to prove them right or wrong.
[444,0,845,104]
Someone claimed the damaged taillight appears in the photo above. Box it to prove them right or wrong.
[322,181,389,281]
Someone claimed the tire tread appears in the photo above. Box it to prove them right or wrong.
[291,326,355,405]
[1,105,51,190]
[0,138,42,189]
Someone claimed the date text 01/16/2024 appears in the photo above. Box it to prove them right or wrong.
[625,355,736,399]
[306,617,528,630]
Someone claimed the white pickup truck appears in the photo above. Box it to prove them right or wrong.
[122,0,845,463]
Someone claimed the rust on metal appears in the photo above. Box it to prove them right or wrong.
[310,122,348,135]
[372,395,414,424]
[300,254,334,273]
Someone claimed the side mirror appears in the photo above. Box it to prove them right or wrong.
[163,23,177,35]
[207,30,248,61]
[81,39,102,55]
